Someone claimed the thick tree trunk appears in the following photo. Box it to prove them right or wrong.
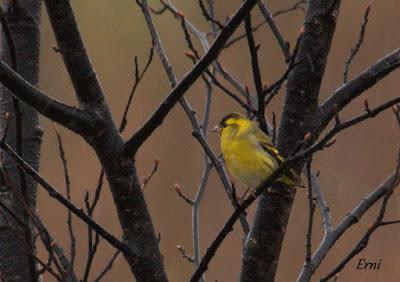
[240,1,341,281]
[87,124,168,282]
[0,1,42,282]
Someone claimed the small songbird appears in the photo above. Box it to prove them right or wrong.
[213,113,302,190]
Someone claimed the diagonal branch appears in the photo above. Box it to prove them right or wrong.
[136,0,250,233]
[44,0,105,109]
[257,0,290,61]
[320,48,400,128]
[0,60,96,134]
[0,138,136,259]
[298,168,400,282]
[125,0,259,155]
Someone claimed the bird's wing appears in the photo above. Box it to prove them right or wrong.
[256,130,305,187]
[254,130,283,165]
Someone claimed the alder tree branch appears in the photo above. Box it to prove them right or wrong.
[0,136,137,259]
[44,0,105,108]
[257,1,290,61]
[320,48,400,128]
[0,60,95,134]
[53,125,76,277]
[343,5,370,83]
[126,0,259,155]
[298,167,400,282]
[143,0,251,233]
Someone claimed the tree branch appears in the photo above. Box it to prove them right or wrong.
[320,48,400,128]
[257,1,290,61]
[298,168,400,282]
[44,0,105,108]
[0,60,96,134]
[0,138,136,259]
[125,0,259,155]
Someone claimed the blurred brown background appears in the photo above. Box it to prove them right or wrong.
[36,0,400,281]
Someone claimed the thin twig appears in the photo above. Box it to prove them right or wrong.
[174,183,194,205]
[257,1,290,61]
[244,11,267,133]
[343,5,371,83]
[142,158,160,191]
[136,0,251,233]
[272,0,306,18]
[93,250,120,282]
[320,158,400,281]
[197,0,223,29]
[120,46,154,132]
[0,137,136,258]
[53,124,76,275]
[305,159,315,264]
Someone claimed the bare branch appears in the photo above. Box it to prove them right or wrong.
[272,0,306,17]
[142,158,159,191]
[174,184,194,206]
[0,138,136,258]
[0,60,95,134]
[320,48,400,128]
[343,5,371,83]
[305,169,333,233]
[197,0,223,29]
[298,168,400,282]
[305,159,315,264]
[177,245,194,263]
[44,0,104,108]
[93,251,120,282]
[244,12,267,132]
[125,0,259,155]
[120,47,154,132]
[53,124,76,275]
[257,1,290,61]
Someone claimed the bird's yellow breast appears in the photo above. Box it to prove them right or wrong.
[221,135,277,188]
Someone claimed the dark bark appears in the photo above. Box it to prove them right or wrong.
[240,1,341,281]
[320,48,400,128]
[42,1,168,280]
[0,1,42,282]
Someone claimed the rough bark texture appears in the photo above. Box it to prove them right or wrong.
[42,1,169,280]
[87,124,169,282]
[240,1,341,281]
[0,1,43,282]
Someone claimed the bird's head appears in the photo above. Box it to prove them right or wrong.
[212,113,254,139]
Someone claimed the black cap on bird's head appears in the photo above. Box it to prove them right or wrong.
[219,113,245,128]
[211,113,246,134]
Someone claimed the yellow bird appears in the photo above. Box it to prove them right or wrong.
[214,113,301,190]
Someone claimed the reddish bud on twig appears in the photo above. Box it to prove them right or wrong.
[174,183,181,194]
[154,158,160,168]
[184,51,196,59]
[176,10,185,19]
[245,84,250,94]
[392,104,399,113]
[304,132,312,143]
[300,26,305,35]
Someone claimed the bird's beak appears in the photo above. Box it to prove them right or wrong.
[210,125,221,134]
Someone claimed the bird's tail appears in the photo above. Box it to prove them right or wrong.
[278,170,305,189]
